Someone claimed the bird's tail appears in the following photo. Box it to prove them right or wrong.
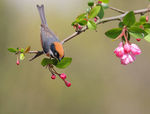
[37,4,47,25]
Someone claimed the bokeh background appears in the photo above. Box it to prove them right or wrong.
[0,0,150,114]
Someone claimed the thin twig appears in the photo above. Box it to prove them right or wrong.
[109,6,125,14]
[61,8,150,44]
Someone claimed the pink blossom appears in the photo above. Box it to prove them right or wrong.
[124,43,131,53]
[130,44,141,55]
[114,46,124,57]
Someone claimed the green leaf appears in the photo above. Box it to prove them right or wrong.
[55,57,72,69]
[143,23,150,29]
[88,6,101,19]
[101,3,109,9]
[97,6,104,19]
[41,58,56,67]
[145,28,150,33]
[118,22,124,28]
[140,16,146,24]
[144,33,150,42]
[87,20,97,30]
[20,53,25,60]
[88,0,94,7]
[20,48,24,53]
[100,0,109,4]
[128,27,147,38]
[105,28,122,39]
[8,48,17,53]
[123,11,135,27]
[76,13,88,25]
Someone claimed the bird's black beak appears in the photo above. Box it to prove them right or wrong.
[58,58,62,62]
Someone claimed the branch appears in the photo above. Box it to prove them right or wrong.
[28,51,44,61]
[109,6,125,14]
[61,8,150,44]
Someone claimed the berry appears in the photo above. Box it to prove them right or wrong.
[59,73,67,80]
[51,75,56,80]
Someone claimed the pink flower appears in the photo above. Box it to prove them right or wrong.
[128,54,135,63]
[130,44,141,55]
[59,73,67,80]
[124,43,131,53]
[114,46,124,57]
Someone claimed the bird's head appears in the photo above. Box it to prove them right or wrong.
[50,42,64,61]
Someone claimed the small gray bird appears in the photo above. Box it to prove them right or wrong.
[37,4,64,61]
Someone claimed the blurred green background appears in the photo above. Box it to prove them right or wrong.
[1,0,150,114]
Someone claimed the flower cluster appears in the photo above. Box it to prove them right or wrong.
[48,65,71,87]
[114,42,141,65]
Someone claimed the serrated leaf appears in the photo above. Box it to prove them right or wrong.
[123,11,135,27]
[55,57,72,69]
[144,33,150,42]
[140,16,146,24]
[128,27,147,38]
[105,28,122,39]
[87,20,97,30]
[20,53,25,60]
[88,6,101,19]
[97,6,104,19]
[8,48,17,53]
[24,46,31,53]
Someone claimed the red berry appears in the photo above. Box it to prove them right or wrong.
[59,73,66,80]
[146,16,149,22]
[51,75,56,79]
[64,80,71,87]
[136,38,141,41]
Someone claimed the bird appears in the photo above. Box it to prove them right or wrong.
[37,4,64,61]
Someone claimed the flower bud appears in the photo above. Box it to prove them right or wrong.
[98,1,102,4]
[64,80,71,87]
[94,17,97,22]
[78,25,82,30]
[136,38,141,41]
[59,73,67,80]
[16,57,20,65]
[146,16,149,22]
[51,75,56,80]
